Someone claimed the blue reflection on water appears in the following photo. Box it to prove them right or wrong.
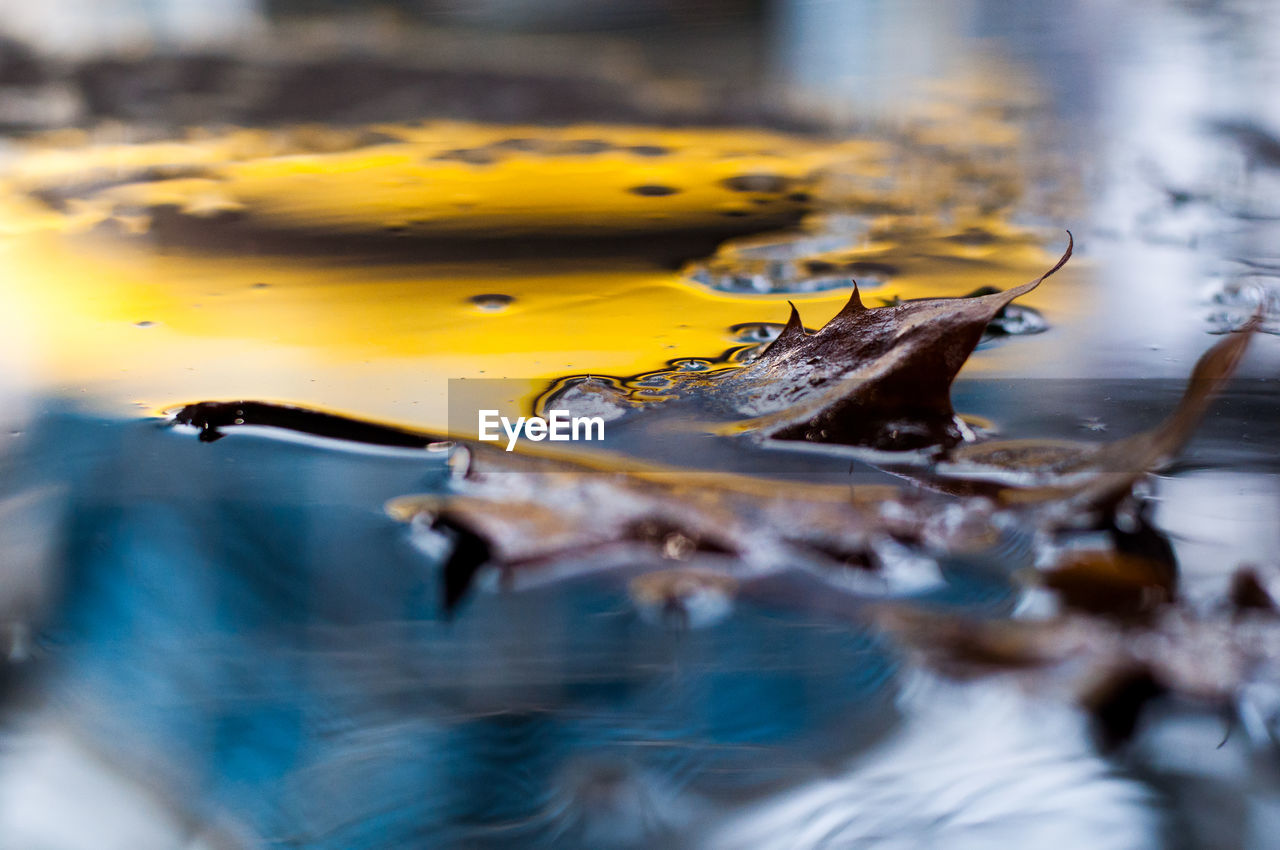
[12,408,1023,847]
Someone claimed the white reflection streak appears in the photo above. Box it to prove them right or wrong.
[706,674,1158,850]
[0,720,249,850]
[0,0,263,56]
[0,486,64,662]
[774,0,975,120]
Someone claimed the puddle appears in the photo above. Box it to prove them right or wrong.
[2,4,1280,848]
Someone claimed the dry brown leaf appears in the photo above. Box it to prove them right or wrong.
[543,235,1074,450]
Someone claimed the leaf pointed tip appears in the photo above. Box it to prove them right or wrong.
[826,280,866,326]
[1001,232,1076,302]
[845,280,865,312]
[758,301,806,358]
[1051,231,1073,275]
[778,300,806,339]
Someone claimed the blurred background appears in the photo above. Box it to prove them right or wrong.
[2,1,1280,848]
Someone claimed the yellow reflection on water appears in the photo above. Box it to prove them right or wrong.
[0,120,1076,430]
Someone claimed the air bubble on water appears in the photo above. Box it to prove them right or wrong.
[468,293,516,312]
[1206,310,1256,334]
[1205,273,1280,335]
[685,223,880,294]
[671,359,712,372]
[729,322,785,344]
[689,265,860,295]
[133,320,156,328]
[841,262,897,286]
[987,304,1048,336]
[734,233,851,260]
[726,344,765,363]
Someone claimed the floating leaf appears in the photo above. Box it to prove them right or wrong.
[925,317,1258,512]
[544,235,1073,450]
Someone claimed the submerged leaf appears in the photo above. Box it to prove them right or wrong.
[872,601,1280,747]
[1026,549,1176,620]
[1228,566,1279,616]
[871,606,1095,677]
[384,452,957,606]
[882,318,1259,514]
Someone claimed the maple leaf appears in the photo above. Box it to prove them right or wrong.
[542,235,1074,450]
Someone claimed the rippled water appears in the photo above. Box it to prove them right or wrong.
[3,3,1280,849]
